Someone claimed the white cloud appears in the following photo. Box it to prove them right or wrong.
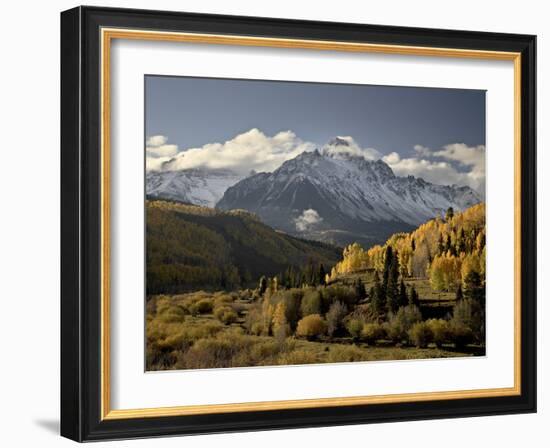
[145,156,173,172]
[322,136,381,160]
[384,143,486,196]
[382,151,401,165]
[413,144,432,157]
[434,143,485,166]
[155,128,316,175]
[294,209,323,232]
[146,135,179,163]
[146,135,167,147]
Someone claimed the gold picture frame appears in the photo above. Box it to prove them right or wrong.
[61,6,536,441]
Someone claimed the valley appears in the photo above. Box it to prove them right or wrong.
[146,200,486,370]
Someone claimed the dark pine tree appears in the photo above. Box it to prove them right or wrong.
[319,263,326,286]
[445,206,454,222]
[371,271,386,315]
[382,246,393,290]
[445,234,455,255]
[398,278,408,308]
[386,251,400,313]
[408,285,420,307]
[354,278,366,301]
[455,284,464,301]
[463,270,484,305]
[258,276,268,296]
[456,228,466,254]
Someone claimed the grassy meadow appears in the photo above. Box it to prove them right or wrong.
[146,290,474,371]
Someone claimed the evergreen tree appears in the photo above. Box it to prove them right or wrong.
[258,276,267,296]
[382,246,393,288]
[354,278,366,301]
[411,237,416,252]
[386,251,400,313]
[476,232,486,253]
[445,206,454,222]
[319,263,326,286]
[398,278,408,308]
[463,270,484,305]
[456,228,466,254]
[408,285,420,307]
[371,271,386,314]
[455,284,464,301]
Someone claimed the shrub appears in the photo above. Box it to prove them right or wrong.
[296,314,327,339]
[361,322,386,344]
[234,340,282,366]
[346,318,364,339]
[157,305,186,323]
[185,321,224,340]
[300,289,322,317]
[326,301,347,337]
[272,288,303,329]
[386,305,422,343]
[250,322,265,336]
[347,303,379,324]
[426,319,451,347]
[214,305,238,324]
[244,304,271,335]
[408,322,433,348]
[326,345,368,363]
[452,299,484,342]
[213,294,233,307]
[277,349,318,366]
[177,332,242,369]
[320,285,358,311]
[188,298,213,315]
[238,289,253,301]
[449,322,474,348]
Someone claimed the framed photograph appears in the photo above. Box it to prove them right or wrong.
[61,6,536,441]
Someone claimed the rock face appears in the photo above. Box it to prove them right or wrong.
[217,144,481,247]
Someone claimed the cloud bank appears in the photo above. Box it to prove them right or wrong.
[146,135,179,171]
[145,129,485,196]
[383,143,486,196]
[147,128,316,176]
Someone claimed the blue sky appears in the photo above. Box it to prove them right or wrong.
[145,75,486,194]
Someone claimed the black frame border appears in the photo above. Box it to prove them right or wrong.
[61,6,536,442]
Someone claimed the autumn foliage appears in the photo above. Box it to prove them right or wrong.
[328,203,486,294]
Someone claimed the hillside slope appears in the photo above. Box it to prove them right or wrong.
[328,202,486,284]
[146,200,341,294]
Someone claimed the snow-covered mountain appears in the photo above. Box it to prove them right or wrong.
[146,168,242,207]
[217,140,481,247]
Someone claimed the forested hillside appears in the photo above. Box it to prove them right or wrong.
[146,200,341,294]
[328,203,485,294]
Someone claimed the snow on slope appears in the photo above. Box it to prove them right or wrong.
[217,142,481,246]
[146,168,242,207]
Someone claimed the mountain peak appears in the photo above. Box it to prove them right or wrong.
[326,136,353,147]
[217,149,481,247]
[373,159,396,180]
